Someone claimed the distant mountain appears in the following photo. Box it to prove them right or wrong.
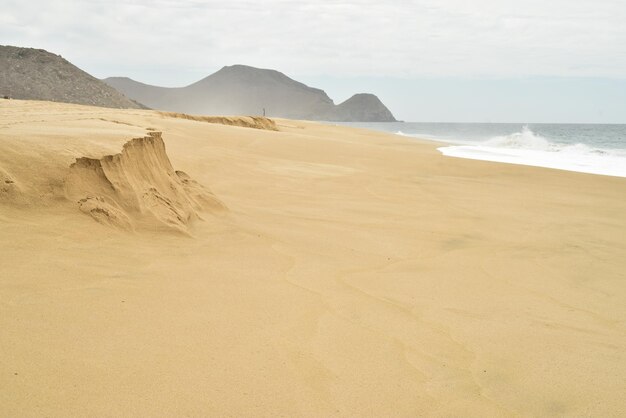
[104,65,396,122]
[327,93,396,122]
[0,45,144,109]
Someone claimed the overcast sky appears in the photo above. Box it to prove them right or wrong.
[2,0,625,122]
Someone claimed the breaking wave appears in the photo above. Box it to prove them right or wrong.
[437,126,626,178]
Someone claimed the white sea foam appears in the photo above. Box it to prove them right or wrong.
[437,126,626,178]
[485,126,551,149]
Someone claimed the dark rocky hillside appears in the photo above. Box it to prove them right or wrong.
[0,45,144,109]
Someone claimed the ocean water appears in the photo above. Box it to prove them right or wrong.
[335,122,626,178]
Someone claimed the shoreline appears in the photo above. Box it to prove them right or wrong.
[336,120,626,179]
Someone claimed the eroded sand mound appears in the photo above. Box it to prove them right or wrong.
[159,112,278,131]
[65,131,226,233]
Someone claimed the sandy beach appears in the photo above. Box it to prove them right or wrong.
[1,100,625,417]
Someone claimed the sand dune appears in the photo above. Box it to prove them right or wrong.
[1,99,625,417]
[159,111,279,131]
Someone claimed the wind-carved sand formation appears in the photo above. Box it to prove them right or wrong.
[64,131,226,233]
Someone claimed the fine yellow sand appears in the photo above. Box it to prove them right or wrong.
[1,100,625,417]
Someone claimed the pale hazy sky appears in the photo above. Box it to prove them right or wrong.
[2,0,625,122]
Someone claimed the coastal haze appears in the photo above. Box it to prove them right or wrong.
[2,0,626,417]
[103,65,397,121]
